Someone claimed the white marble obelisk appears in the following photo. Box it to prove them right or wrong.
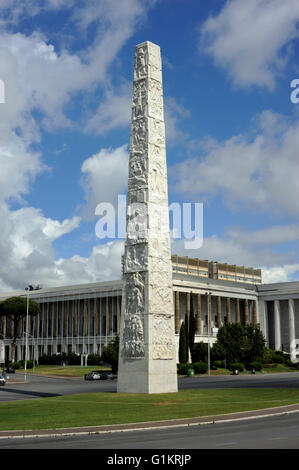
[117,41,178,394]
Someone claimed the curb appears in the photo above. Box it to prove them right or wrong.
[1,403,299,440]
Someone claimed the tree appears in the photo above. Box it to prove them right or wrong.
[216,322,249,366]
[102,335,119,373]
[184,313,189,362]
[244,324,265,363]
[0,296,40,362]
[216,322,266,366]
[178,321,187,364]
[191,341,208,363]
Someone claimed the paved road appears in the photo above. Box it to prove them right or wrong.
[1,371,299,402]
[1,412,299,449]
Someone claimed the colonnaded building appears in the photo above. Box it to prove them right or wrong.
[0,254,299,364]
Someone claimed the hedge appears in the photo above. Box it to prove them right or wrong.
[230,362,245,372]
[192,362,208,374]
[177,363,194,375]
[247,361,263,371]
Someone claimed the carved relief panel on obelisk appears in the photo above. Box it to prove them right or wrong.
[117,41,178,394]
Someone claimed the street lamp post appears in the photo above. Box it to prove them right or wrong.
[24,288,29,383]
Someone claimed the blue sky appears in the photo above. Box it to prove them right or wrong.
[0,0,298,291]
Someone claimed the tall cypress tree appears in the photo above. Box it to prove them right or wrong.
[184,313,189,363]
[179,321,187,364]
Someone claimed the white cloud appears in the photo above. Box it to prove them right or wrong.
[80,145,129,220]
[262,264,299,284]
[86,83,132,135]
[200,0,299,89]
[170,110,299,216]
[172,221,299,284]
[0,0,156,291]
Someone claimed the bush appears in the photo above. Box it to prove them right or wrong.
[38,352,81,366]
[230,362,245,372]
[191,342,208,363]
[192,362,208,374]
[8,361,21,369]
[177,363,194,375]
[285,359,295,368]
[247,361,263,371]
[213,360,225,369]
[272,354,284,364]
[87,354,101,366]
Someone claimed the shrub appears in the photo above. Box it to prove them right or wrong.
[8,361,21,369]
[191,342,208,363]
[285,359,295,368]
[272,354,284,364]
[192,361,208,374]
[230,362,245,372]
[177,363,193,375]
[247,361,263,371]
[87,354,101,366]
[213,360,225,368]
[38,352,81,366]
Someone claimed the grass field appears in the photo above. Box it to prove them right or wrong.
[0,388,298,431]
[20,363,297,378]
[21,365,110,377]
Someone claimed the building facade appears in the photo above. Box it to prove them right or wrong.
[0,257,298,364]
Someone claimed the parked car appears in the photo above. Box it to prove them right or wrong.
[6,366,15,374]
[100,371,117,380]
[0,374,6,386]
[84,370,102,381]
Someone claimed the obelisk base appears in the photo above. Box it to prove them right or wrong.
[117,358,178,394]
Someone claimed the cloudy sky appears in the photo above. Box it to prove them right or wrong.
[0,0,298,291]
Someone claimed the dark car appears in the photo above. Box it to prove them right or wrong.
[0,374,6,386]
[100,371,117,380]
[84,370,102,381]
[6,366,15,374]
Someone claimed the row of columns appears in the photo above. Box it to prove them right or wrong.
[174,291,258,334]
[273,299,296,360]
[0,295,122,340]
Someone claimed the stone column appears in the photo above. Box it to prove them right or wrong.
[196,293,201,334]
[236,298,240,323]
[118,41,177,393]
[226,297,231,323]
[245,299,249,325]
[117,296,121,334]
[274,300,281,351]
[175,291,180,334]
[217,296,222,328]
[186,292,190,321]
[74,301,78,337]
[288,299,296,361]
[253,300,258,327]
[106,297,110,337]
[208,294,212,335]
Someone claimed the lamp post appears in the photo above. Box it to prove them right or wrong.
[24,285,34,383]
[24,288,29,383]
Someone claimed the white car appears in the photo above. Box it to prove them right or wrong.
[0,375,6,386]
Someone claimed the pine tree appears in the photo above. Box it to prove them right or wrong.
[184,313,189,363]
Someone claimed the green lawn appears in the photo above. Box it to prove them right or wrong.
[21,365,110,377]
[0,388,299,431]
[20,363,298,378]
